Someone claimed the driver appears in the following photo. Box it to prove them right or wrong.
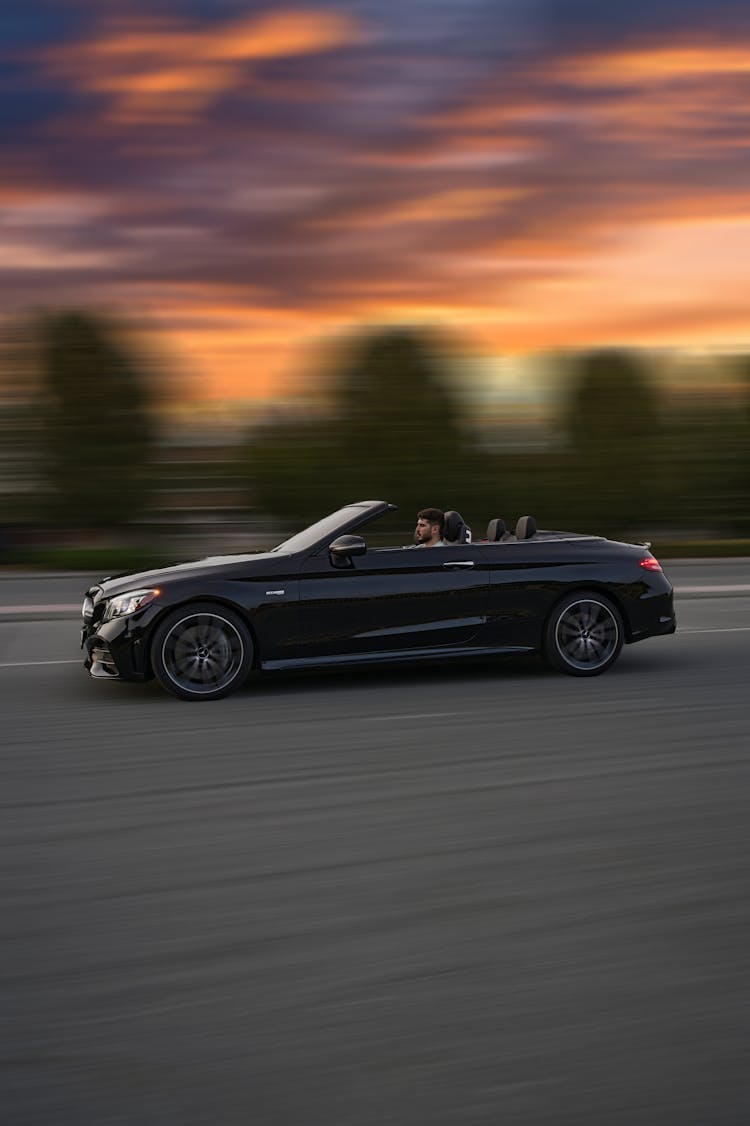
[414,508,445,547]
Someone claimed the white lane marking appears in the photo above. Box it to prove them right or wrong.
[675,585,750,594]
[679,627,750,634]
[0,659,81,668]
[0,604,80,613]
[367,712,460,721]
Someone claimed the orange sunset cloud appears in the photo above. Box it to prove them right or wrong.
[2,8,750,401]
[38,7,369,121]
[553,42,750,84]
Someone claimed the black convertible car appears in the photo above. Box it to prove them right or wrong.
[81,501,676,701]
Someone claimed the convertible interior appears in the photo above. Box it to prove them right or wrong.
[443,512,594,545]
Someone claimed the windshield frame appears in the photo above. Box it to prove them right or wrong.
[272,501,395,556]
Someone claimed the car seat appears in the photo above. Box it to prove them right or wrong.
[515,515,537,540]
[444,510,472,544]
[486,518,507,541]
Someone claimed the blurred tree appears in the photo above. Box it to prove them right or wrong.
[645,354,750,540]
[335,329,480,512]
[739,357,750,534]
[560,350,661,535]
[719,354,750,535]
[0,319,42,527]
[658,403,742,538]
[244,327,488,529]
[35,311,155,529]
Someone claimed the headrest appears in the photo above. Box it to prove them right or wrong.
[444,510,471,544]
[515,515,537,540]
[486,518,506,541]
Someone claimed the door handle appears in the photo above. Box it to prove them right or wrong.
[442,560,475,568]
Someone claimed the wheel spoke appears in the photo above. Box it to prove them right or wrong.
[579,605,594,630]
[555,598,619,671]
[161,613,244,694]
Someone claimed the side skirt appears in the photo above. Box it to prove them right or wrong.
[261,644,536,672]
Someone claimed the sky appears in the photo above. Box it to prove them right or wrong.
[2,0,750,400]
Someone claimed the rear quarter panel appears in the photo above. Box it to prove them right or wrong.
[484,538,671,648]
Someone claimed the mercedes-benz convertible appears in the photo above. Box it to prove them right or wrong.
[81,501,676,700]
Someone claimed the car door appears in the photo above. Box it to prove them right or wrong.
[485,539,574,648]
[293,543,490,659]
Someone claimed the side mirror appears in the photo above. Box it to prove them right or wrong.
[329,534,366,567]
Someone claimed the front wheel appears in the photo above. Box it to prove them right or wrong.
[543,591,623,677]
[151,603,253,700]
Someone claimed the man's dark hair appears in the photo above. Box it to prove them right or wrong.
[417,507,445,534]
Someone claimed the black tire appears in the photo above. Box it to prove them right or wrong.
[150,603,253,700]
[543,590,623,677]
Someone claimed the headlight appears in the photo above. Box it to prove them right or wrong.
[103,588,160,621]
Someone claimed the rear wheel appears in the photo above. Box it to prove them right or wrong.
[544,591,623,677]
[151,603,253,700]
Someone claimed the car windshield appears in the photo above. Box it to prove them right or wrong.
[272,505,373,555]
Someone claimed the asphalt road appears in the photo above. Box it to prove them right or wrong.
[2,563,749,1125]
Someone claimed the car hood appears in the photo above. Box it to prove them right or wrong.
[93,550,290,597]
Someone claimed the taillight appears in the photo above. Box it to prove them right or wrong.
[640,556,662,572]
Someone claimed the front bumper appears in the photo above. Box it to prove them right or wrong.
[84,637,120,679]
[81,613,154,682]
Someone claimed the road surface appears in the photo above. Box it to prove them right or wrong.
[1,561,748,1124]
